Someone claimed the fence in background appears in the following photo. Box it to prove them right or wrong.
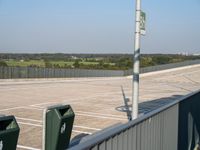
[0,67,124,79]
[124,59,200,76]
[69,90,200,150]
[0,59,200,79]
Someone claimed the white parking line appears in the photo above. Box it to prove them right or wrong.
[16,117,101,131]
[16,117,42,123]
[73,125,101,131]
[0,106,23,112]
[30,102,57,107]
[28,93,122,109]
[76,113,126,121]
[17,122,93,135]
[76,110,125,119]
[72,130,92,135]
[0,105,126,121]
[18,122,42,127]
[20,105,127,121]
[17,145,41,150]
[22,107,43,111]
[16,106,127,121]
[25,106,126,119]
[30,106,47,109]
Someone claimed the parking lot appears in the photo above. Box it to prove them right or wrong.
[0,64,200,150]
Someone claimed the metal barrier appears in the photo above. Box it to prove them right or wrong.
[0,59,200,79]
[0,67,124,79]
[124,59,200,76]
[69,90,200,150]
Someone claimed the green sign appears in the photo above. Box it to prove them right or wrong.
[140,11,146,35]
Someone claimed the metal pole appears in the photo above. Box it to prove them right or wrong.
[42,108,47,150]
[132,0,141,120]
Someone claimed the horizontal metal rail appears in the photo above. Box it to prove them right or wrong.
[69,90,200,150]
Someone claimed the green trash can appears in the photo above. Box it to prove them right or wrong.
[44,105,75,150]
[0,115,20,150]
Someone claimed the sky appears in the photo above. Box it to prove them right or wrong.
[0,0,200,54]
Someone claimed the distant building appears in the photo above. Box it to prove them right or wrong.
[178,52,190,56]
[192,53,200,56]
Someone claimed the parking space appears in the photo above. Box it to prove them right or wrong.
[0,64,200,149]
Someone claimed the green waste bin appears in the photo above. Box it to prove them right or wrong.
[44,105,75,150]
[0,115,20,150]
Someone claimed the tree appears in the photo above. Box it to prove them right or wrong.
[99,60,104,66]
[53,64,61,68]
[0,61,8,67]
[73,60,80,68]
[44,61,52,68]
[152,55,171,65]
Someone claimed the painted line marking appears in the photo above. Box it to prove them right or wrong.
[20,106,127,121]
[18,122,42,127]
[24,106,127,120]
[76,113,126,121]
[73,125,101,131]
[76,110,126,119]
[17,145,40,150]
[30,102,57,107]
[72,130,92,135]
[24,106,127,121]
[0,106,23,112]
[2,105,127,121]
[0,106,43,112]
[30,105,53,109]
[22,107,43,111]
[17,122,93,134]
[16,117,101,131]
[16,117,42,123]
[28,92,122,109]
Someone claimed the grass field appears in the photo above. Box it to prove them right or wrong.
[6,60,45,67]
[4,59,116,69]
[5,60,115,67]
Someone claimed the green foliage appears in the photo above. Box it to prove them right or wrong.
[44,60,52,68]
[140,57,155,67]
[0,60,8,67]
[28,64,40,67]
[115,57,132,70]
[0,53,199,70]
[53,64,61,68]
[151,55,172,64]
[73,60,80,68]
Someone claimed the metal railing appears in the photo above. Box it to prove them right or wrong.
[0,67,124,79]
[69,90,200,150]
[0,59,199,79]
[124,59,200,76]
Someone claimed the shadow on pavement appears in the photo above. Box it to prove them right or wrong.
[116,86,182,121]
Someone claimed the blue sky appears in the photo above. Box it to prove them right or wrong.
[0,0,199,54]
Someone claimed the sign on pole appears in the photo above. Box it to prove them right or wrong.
[140,11,146,35]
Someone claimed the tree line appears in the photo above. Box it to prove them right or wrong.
[0,53,199,70]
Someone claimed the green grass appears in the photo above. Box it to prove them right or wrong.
[81,61,115,66]
[49,61,74,67]
[5,59,112,67]
[80,61,99,65]
[6,60,45,67]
